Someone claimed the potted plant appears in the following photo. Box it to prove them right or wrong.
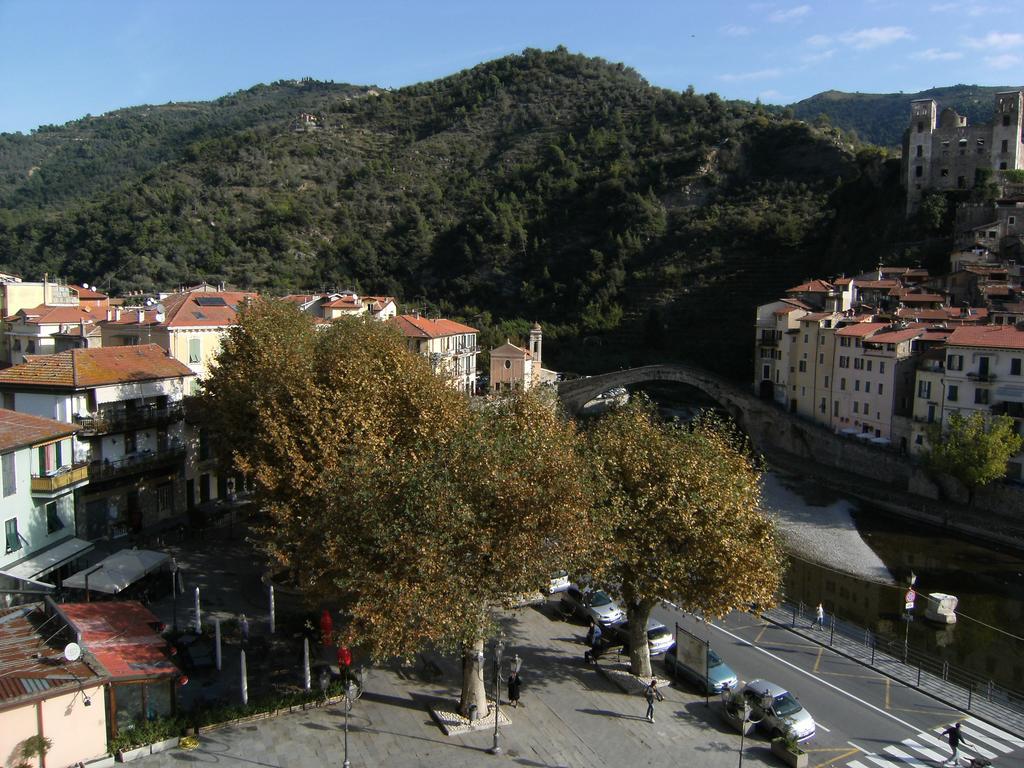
[770,729,808,768]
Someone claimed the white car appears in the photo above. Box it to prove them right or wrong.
[743,679,816,742]
[560,586,626,627]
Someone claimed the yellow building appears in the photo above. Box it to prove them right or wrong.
[392,314,479,395]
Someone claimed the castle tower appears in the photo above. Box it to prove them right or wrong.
[905,99,937,213]
[991,91,1024,174]
[529,322,542,378]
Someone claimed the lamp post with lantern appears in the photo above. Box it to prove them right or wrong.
[488,638,506,755]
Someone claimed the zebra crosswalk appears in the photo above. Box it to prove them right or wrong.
[844,717,1023,768]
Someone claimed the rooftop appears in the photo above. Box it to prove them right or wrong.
[59,601,179,680]
[0,344,195,389]
[391,314,478,339]
[947,325,1024,351]
[0,408,78,453]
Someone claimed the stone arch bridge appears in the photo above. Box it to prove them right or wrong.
[556,364,784,452]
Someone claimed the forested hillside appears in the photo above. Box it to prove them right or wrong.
[790,84,1020,147]
[0,49,932,379]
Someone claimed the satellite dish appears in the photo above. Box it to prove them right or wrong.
[63,642,82,662]
[82,282,90,289]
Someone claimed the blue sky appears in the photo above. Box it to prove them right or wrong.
[2,0,1022,134]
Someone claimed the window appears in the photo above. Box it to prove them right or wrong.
[977,138,985,146]
[878,384,884,395]
[819,398,826,413]
[1001,162,1008,170]
[853,402,859,414]
[824,376,830,388]
[947,354,963,371]
[915,434,923,445]
[1010,216,1017,226]
[1004,115,1011,127]
[975,388,989,405]
[855,380,861,391]
[839,356,849,368]
[840,337,851,347]
[948,384,958,402]
[917,121,924,133]
[124,431,137,455]
[1,453,14,497]
[941,168,950,177]
[803,334,808,343]
[854,358,863,370]
[957,176,966,189]
[4,518,19,553]
[865,381,872,393]
[1002,139,1009,153]
[46,501,63,534]
[918,380,931,399]
[1,393,12,410]
[833,401,839,416]
[867,360,872,372]
[864,401,870,414]
[916,145,923,157]
[1012,358,1022,376]
[879,362,885,374]
[188,337,202,364]
[915,166,923,178]
[840,378,846,390]
[26,340,35,354]
[798,360,807,373]
[819,353,824,364]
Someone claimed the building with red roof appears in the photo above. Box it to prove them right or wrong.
[391,314,479,395]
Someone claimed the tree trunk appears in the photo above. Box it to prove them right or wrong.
[459,638,488,718]
[627,600,655,678]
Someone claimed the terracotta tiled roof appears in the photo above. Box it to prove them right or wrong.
[0,408,78,452]
[800,312,838,321]
[59,602,179,680]
[324,295,363,309]
[8,304,97,325]
[834,277,852,287]
[280,294,319,305]
[159,290,257,328]
[786,279,833,293]
[983,284,1014,296]
[835,322,888,338]
[0,603,99,705]
[0,345,194,389]
[69,285,108,300]
[898,293,945,303]
[391,315,478,339]
[866,327,926,344]
[947,325,1024,350]
[895,308,951,321]
[855,280,899,290]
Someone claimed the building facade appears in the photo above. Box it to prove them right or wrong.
[392,314,479,395]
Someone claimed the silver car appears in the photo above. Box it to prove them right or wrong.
[611,618,675,656]
[560,586,625,627]
[742,679,816,742]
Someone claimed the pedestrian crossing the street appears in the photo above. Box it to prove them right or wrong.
[844,717,1023,768]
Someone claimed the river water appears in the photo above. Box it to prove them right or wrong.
[627,381,1024,694]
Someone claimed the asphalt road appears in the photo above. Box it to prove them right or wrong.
[650,602,1024,768]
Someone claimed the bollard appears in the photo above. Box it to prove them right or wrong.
[829,616,835,646]
[241,649,248,706]
[792,604,797,627]
[214,617,222,671]
[968,681,973,710]
[870,642,875,666]
[917,662,922,688]
[303,637,311,692]
[194,587,201,634]
[269,585,275,634]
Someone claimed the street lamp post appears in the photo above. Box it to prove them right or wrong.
[170,558,180,632]
[342,667,365,768]
[488,639,506,755]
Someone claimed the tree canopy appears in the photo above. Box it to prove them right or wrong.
[199,298,600,713]
[926,412,1024,502]
[587,398,784,676]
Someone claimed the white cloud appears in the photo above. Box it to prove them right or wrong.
[722,24,753,36]
[719,68,783,82]
[805,34,832,47]
[966,31,1024,49]
[758,89,783,102]
[801,49,836,63]
[840,26,912,49]
[985,53,1022,69]
[770,4,811,22]
[931,2,997,14]
[911,48,964,61]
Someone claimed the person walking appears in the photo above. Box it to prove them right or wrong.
[240,613,250,647]
[584,618,602,663]
[941,722,969,766]
[814,603,825,631]
[644,679,663,723]
[508,670,522,708]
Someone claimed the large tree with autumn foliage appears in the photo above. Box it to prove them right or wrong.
[199,299,599,715]
[587,397,784,677]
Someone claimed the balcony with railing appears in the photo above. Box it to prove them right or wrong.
[87,440,186,482]
[31,463,89,495]
[75,402,183,436]
[967,371,997,382]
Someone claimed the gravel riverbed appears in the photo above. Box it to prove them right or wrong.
[761,471,894,585]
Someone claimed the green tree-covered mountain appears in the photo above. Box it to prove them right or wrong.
[0,49,931,379]
[789,84,1021,147]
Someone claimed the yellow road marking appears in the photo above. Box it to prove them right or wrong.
[754,626,768,643]
[808,747,861,767]
[813,646,824,673]
[885,677,891,710]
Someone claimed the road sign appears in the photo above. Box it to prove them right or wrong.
[905,602,915,610]
[905,589,917,604]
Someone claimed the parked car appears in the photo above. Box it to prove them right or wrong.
[609,619,675,656]
[742,679,816,742]
[546,570,571,594]
[560,586,625,627]
[663,644,738,694]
